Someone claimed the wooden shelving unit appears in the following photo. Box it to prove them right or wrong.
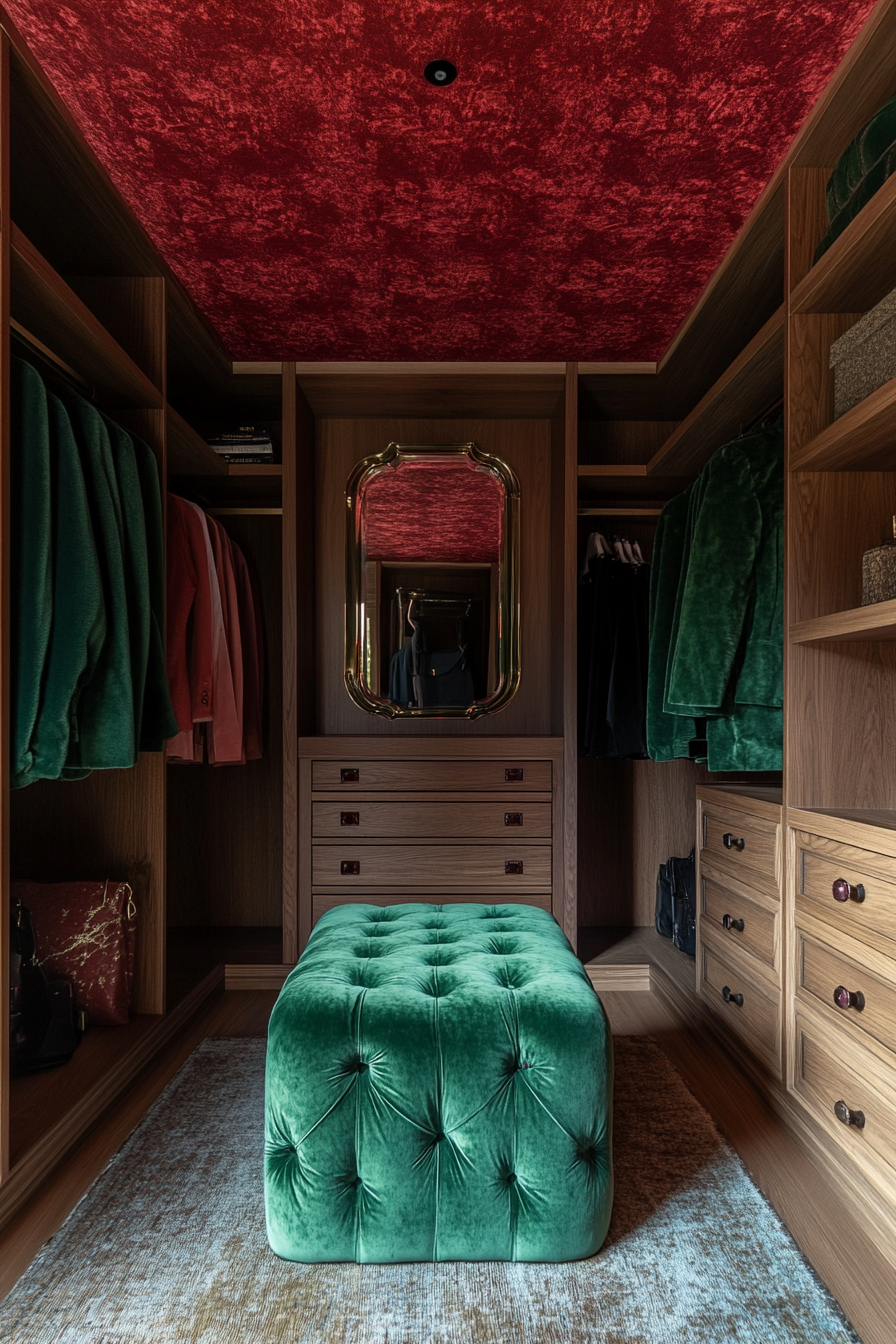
[790,599,896,644]
[10,224,162,407]
[790,373,896,471]
[791,170,896,315]
[648,305,784,478]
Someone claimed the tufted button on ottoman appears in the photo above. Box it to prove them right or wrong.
[265,902,613,1262]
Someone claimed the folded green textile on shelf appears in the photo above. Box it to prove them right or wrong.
[815,92,896,262]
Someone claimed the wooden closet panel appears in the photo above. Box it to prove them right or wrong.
[166,514,283,927]
[316,417,551,736]
[10,756,167,1014]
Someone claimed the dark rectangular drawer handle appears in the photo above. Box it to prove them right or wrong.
[340,768,360,783]
[504,812,524,827]
[505,767,524,782]
[505,860,524,875]
[340,812,360,826]
[340,860,360,875]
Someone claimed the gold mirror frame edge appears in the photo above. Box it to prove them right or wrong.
[344,441,521,720]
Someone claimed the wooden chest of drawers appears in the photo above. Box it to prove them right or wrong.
[788,814,896,1213]
[696,785,783,1078]
[299,737,563,949]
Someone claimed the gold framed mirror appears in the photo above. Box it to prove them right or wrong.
[344,442,521,718]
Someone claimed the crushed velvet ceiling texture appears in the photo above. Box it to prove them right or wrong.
[4,1,880,361]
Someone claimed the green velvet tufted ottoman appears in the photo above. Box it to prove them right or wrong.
[265,902,613,1263]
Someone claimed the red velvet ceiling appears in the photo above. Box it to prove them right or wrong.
[362,460,503,563]
[5,1,878,361]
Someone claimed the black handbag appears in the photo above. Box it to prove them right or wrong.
[411,618,475,708]
[655,860,674,938]
[10,899,84,1075]
[670,848,697,958]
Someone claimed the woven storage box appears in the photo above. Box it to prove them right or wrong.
[830,286,896,418]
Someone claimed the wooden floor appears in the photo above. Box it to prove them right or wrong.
[0,978,887,1342]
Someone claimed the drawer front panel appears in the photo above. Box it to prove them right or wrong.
[312,801,552,839]
[312,844,553,888]
[702,809,778,889]
[797,927,896,1057]
[700,937,780,1072]
[701,874,777,972]
[312,760,552,792]
[798,834,896,947]
[794,1013,896,1190]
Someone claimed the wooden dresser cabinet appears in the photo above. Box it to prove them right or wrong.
[299,737,563,944]
[696,786,784,1078]
[787,811,896,1226]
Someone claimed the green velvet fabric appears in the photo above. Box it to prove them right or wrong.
[815,92,896,262]
[58,392,136,774]
[265,903,613,1264]
[18,391,107,787]
[647,420,783,771]
[10,360,54,787]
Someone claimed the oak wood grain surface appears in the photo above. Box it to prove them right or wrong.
[10,226,162,408]
[312,800,552,838]
[701,873,779,973]
[699,933,782,1076]
[311,843,553,889]
[311,757,553,791]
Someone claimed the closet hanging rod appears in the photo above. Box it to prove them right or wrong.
[205,506,283,516]
[578,507,662,518]
[10,317,95,398]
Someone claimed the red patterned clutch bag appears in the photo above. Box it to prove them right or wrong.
[10,880,137,1026]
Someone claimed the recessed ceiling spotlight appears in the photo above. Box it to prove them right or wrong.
[424,59,457,87]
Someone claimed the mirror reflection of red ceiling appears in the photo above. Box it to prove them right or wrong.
[4,1,878,361]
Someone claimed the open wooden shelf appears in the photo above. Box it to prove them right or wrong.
[6,967,222,1204]
[577,463,690,503]
[167,407,283,484]
[792,170,896,315]
[9,224,163,408]
[791,373,896,471]
[790,599,896,643]
[647,305,784,479]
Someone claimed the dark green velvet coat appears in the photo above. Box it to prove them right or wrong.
[11,360,53,787]
[648,420,783,772]
[19,392,107,787]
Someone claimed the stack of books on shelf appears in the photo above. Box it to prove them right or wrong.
[205,427,275,465]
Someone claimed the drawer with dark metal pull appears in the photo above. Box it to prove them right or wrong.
[796,831,896,947]
[699,937,780,1073]
[312,801,550,839]
[792,1014,896,1194]
[312,844,552,888]
[702,809,778,890]
[700,874,777,972]
[795,926,896,1056]
[312,760,552,791]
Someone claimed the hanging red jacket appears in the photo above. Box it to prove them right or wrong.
[231,541,264,760]
[166,494,213,734]
[206,516,244,765]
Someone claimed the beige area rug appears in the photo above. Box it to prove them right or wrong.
[0,1036,858,1344]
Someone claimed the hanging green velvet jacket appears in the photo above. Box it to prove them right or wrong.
[646,485,698,762]
[647,419,783,772]
[17,391,107,787]
[10,360,53,786]
[57,391,136,774]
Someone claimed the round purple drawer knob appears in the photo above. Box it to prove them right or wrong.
[832,878,866,904]
[833,985,865,1011]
